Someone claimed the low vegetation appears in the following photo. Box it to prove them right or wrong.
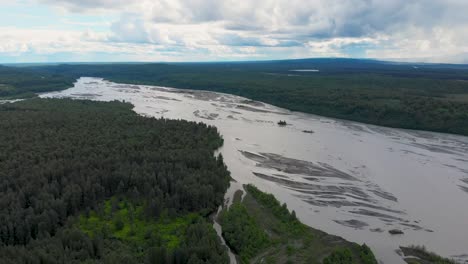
[400,245,457,264]
[75,198,228,263]
[77,198,199,250]
[219,184,378,264]
[323,246,376,264]
[277,120,287,126]
[220,202,269,261]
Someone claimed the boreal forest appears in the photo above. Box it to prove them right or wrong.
[0,99,230,264]
[0,66,73,99]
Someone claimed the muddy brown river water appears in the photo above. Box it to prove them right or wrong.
[39,77,468,264]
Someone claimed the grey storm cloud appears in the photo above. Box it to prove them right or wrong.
[218,33,302,47]
[41,0,468,38]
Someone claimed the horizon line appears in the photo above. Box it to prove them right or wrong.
[2,57,468,66]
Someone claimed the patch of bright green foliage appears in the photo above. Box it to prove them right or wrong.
[244,184,303,236]
[323,245,376,264]
[220,184,378,264]
[78,198,197,250]
[220,202,270,262]
[74,197,229,263]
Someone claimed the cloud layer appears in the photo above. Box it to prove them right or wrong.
[1,0,468,62]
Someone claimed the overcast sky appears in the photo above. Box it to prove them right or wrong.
[1,0,468,63]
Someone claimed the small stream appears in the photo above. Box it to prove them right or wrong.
[213,202,238,264]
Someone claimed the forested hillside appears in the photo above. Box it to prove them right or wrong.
[0,66,73,98]
[29,59,468,136]
[0,99,230,263]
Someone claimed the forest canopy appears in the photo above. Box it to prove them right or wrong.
[0,66,74,98]
[0,99,230,263]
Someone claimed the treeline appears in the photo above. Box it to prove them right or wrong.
[0,66,74,98]
[0,99,230,263]
[220,202,269,262]
[220,184,378,264]
[28,60,468,135]
[323,246,376,264]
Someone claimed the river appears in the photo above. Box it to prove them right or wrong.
[40,77,468,264]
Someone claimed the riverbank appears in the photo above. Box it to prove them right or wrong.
[219,184,378,264]
[400,246,458,264]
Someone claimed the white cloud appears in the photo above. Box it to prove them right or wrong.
[366,25,468,63]
[2,0,468,62]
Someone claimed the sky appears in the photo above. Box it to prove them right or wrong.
[1,0,468,63]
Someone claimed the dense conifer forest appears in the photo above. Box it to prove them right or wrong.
[27,59,468,136]
[0,99,230,263]
[0,66,73,98]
